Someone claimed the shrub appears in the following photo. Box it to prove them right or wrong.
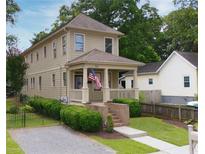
[20,105,34,113]
[105,115,113,133]
[8,106,19,114]
[20,94,30,104]
[29,97,62,120]
[113,98,141,117]
[60,105,102,132]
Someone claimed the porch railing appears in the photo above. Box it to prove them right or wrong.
[110,89,135,100]
[69,89,82,102]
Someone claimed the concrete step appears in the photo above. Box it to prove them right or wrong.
[112,118,121,123]
[114,126,147,138]
[114,123,124,127]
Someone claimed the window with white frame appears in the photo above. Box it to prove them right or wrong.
[44,46,47,58]
[33,77,35,89]
[30,78,32,88]
[149,78,153,85]
[39,76,42,90]
[31,53,33,63]
[62,35,67,55]
[52,74,55,87]
[75,33,84,51]
[36,52,39,61]
[74,75,83,89]
[184,76,190,87]
[63,72,67,86]
[105,38,112,53]
[52,41,57,58]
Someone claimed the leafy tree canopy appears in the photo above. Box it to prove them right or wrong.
[173,0,198,9]
[30,31,48,45]
[6,0,20,25]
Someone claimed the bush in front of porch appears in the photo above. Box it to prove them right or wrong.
[112,98,141,117]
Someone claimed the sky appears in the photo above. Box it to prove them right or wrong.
[7,0,178,51]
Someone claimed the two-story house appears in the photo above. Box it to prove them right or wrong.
[22,13,143,103]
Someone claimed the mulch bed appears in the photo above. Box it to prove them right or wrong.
[85,130,126,139]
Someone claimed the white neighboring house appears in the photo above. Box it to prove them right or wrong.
[120,51,198,104]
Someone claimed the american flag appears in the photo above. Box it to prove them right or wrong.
[89,69,102,89]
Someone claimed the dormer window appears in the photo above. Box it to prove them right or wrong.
[62,35,67,55]
[105,38,112,53]
[52,41,57,58]
[75,33,84,52]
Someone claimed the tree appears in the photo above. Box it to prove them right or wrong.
[173,0,198,9]
[163,7,198,54]
[7,55,28,96]
[6,0,20,25]
[30,31,48,45]
[6,34,21,56]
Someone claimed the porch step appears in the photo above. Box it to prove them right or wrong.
[108,109,125,127]
[114,122,124,127]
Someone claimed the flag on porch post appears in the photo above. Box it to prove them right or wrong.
[88,69,102,89]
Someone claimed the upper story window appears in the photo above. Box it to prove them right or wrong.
[75,33,84,52]
[52,74,55,87]
[36,52,39,61]
[52,41,57,59]
[62,35,67,55]
[184,76,190,87]
[44,46,47,58]
[105,38,113,53]
[30,53,33,63]
[149,78,153,85]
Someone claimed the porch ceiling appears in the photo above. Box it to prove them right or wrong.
[66,49,144,67]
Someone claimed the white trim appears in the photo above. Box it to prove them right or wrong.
[62,71,67,87]
[61,34,67,56]
[104,37,113,53]
[74,33,85,52]
[156,51,197,73]
[183,75,191,88]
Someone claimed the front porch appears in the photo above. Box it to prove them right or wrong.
[65,49,143,104]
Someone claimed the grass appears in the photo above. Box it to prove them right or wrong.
[91,136,157,154]
[7,113,60,128]
[6,131,24,154]
[129,117,188,146]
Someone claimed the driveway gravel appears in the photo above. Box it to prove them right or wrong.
[9,125,115,154]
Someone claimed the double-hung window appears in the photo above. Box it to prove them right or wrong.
[39,76,42,90]
[63,72,67,86]
[74,75,83,89]
[44,46,47,58]
[52,74,55,87]
[36,52,39,61]
[31,53,33,63]
[52,41,57,58]
[33,77,35,89]
[184,76,190,87]
[62,35,67,55]
[105,38,112,53]
[75,34,84,52]
[149,78,153,85]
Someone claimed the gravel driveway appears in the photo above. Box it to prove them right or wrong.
[9,125,115,154]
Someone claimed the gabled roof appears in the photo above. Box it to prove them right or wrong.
[138,61,164,74]
[67,13,124,35]
[66,49,144,66]
[176,51,198,67]
[22,13,124,56]
[137,51,198,75]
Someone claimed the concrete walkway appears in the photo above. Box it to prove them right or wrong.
[114,126,191,154]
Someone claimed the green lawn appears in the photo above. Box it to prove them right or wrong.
[92,136,157,154]
[6,131,24,154]
[129,117,188,146]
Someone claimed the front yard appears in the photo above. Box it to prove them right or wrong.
[129,117,188,146]
[7,131,24,154]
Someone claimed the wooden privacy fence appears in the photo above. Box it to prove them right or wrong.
[140,90,161,104]
[140,103,198,121]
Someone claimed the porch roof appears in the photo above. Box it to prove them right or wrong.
[66,49,144,67]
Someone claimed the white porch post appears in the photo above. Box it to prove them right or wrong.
[82,67,89,103]
[133,69,139,99]
[103,68,110,103]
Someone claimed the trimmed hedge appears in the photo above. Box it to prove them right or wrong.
[29,97,62,120]
[60,105,102,132]
[113,98,141,117]
[29,97,102,132]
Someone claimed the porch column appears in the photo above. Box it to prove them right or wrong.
[82,67,89,103]
[133,69,139,99]
[103,68,110,103]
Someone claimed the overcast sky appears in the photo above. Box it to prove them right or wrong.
[7,0,178,51]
